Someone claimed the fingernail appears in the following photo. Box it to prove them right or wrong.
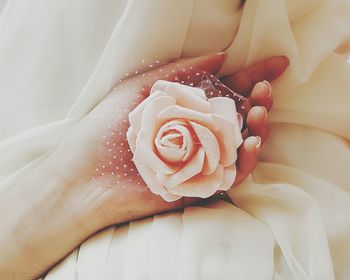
[215,51,228,62]
[255,106,268,122]
[217,51,227,57]
[262,80,272,98]
[255,136,262,149]
[263,106,268,121]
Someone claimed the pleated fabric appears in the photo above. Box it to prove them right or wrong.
[0,0,349,279]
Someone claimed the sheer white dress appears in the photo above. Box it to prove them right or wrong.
[0,0,350,279]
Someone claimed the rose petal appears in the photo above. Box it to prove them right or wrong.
[156,144,186,163]
[189,121,220,175]
[133,153,181,202]
[155,121,194,163]
[237,113,244,130]
[135,96,178,174]
[160,132,182,148]
[129,90,168,133]
[188,87,207,100]
[209,97,243,147]
[169,164,224,198]
[165,83,210,113]
[160,192,183,202]
[155,127,186,163]
[150,80,170,93]
[209,97,237,122]
[126,128,137,153]
[136,131,179,175]
[158,105,216,132]
[219,164,237,191]
[211,114,239,167]
[151,80,207,100]
[156,120,189,148]
[174,124,195,162]
[164,123,194,162]
[132,153,168,195]
[140,96,176,140]
[157,147,205,188]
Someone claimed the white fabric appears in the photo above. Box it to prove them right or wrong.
[0,0,350,279]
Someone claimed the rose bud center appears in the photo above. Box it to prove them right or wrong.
[155,119,197,164]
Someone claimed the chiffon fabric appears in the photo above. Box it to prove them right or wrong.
[0,0,350,279]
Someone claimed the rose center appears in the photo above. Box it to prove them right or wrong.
[161,129,184,148]
[155,120,196,163]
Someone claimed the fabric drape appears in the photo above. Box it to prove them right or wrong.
[0,0,349,279]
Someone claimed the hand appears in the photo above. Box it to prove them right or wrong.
[0,53,288,279]
[48,53,288,226]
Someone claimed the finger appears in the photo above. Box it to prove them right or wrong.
[237,80,272,118]
[221,55,289,96]
[246,106,269,143]
[250,80,273,111]
[234,136,261,185]
[237,98,252,120]
[237,81,273,129]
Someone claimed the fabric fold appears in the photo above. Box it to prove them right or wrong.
[228,174,335,280]
[1,0,349,279]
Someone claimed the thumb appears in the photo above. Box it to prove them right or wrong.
[119,52,227,96]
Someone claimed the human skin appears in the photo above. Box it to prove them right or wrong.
[0,53,288,279]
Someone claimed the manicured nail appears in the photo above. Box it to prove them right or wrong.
[244,135,262,151]
[255,136,262,149]
[262,80,272,98]
[255,106,268,122]
[217,51,228,61]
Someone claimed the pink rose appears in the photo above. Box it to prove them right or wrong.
[127,80,243,202]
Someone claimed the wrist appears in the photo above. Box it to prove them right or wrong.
[0,162,98,279]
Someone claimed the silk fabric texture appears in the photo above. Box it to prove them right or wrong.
[0,0,350,279]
